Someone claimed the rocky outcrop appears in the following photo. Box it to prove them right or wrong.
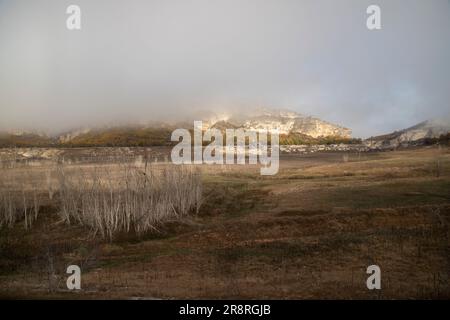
[290,116,351,138]
[281,144,369,154]
[205,108,352,138]
[58,128,92,143]
[365,119,450,149]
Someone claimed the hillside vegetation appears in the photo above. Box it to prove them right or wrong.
[1,128,363,148]
[0,133,55,148]
[61,127,175,147]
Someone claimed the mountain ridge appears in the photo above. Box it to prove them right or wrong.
[365,119,450,148]
[0,108,352,146]
[1,109,449,148]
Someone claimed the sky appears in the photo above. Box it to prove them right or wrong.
[0,0,449,138]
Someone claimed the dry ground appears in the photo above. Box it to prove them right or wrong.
[1,146,450,299]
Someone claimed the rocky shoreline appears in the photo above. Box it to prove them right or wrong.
[0,143,405,164]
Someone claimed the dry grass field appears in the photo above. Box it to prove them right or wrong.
[0,146,449,299]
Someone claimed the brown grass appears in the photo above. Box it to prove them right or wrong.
[0,146,449,299]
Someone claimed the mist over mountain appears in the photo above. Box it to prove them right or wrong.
[0,107,353,147]
[1,107,449,148]
[1,0,450,138]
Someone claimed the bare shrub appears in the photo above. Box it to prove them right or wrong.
[0,167,41,229]
[0,159,202,239]
[56,163,202,240]
[0,189,16,228]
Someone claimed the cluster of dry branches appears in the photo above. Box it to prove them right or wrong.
[0,189,40,229]
[0,167,42,229]
[0,161,202,239]
[57,163,202,239]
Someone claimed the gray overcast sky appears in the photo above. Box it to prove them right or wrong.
[0,0,449,138]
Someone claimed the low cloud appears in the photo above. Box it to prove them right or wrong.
[0,0,449,137]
